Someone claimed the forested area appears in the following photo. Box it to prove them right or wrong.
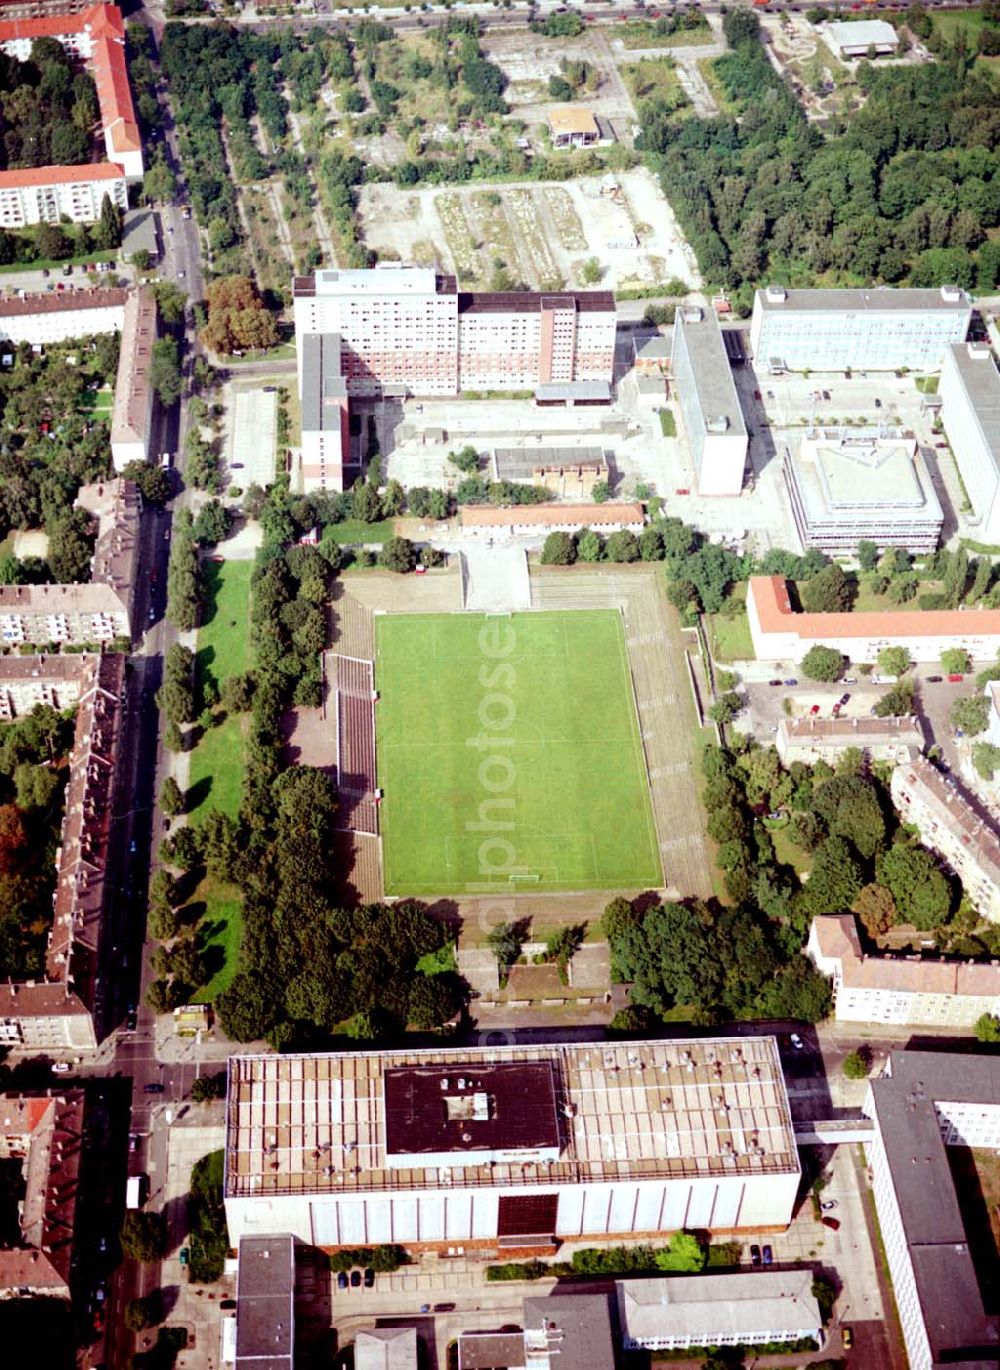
[0,707,74,982]
[154,482,466,1042]
[605,728,996,1027]
[640,6,1000,302]
[0,336,120,579]
[0,38,97,171]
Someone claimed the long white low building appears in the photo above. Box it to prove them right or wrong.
[223,1039,800,1251]
[617,1270,822,1352]
[747,575,1000,665]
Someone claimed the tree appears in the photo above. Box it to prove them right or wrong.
[159,776,184,817]
[191,1071,227,1102]
[200,275,279,355]
[407,973,463,1029]
[447,445,480,474]
[874,679,915,717]
[842,1046,871,1080]
[972,741,1000,780]
[377,536,416,573]
[877,646,911,678]
[974,1012,1000,1043]
[121,459,171,505]
[577,528,604,563]
[638,527,664,562]
[221,673,255,714]
[579,256,602,285]
[120,1211,166,1263]
[591,480,611,504]
[352,481,383,524]
[605,530,639,563]
[941,647,972,675]
[878,843,950,930]
[143,156,177,205]
[46,507,93,584]
[802,837,863,915]
[541,531,576,566]
[801,562,854,613]
[708,691,742,724]
[95,192,122,250]
[149,337,182,406]
[857,539,879,571]
[124,1295,159,1332]
[487,922,524,971]
[193,500,232,546]
[951,694,990,735]
[854,882,896,938]
[652,1230,706,1272]
[801,645,845,682]
[36,224,71,260]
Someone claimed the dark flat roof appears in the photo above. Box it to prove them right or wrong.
[459,290,615,315]
[383,1062,560,1156]
[870,1052,1000,1364]
[457,1331,526,1370]
[523,1294,616,1370]
[301,333,347,434]
[236,1235,294,1368]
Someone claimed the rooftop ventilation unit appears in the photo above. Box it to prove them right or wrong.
[765,285,788,303]
[939,284,962,303]
[706,415,730,434]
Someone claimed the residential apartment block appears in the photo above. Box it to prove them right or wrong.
[747,574,1000,664]
[0,4,142,185]
[292,267,615,491]
[0,653,126,1050]
[671,303,747,497]
[749,284,972,372]
[782,429,943,554]
[0,653,93,719]
[0,286,127,346]
[0,162,127,229]
[807,915,1000,1028]
[891,754,1000,924]
[939,342,1000,545]
[864,1052,1000,1370]
[0,1091,85,1299]
[110,286,157,469]
[616,1270,822,1353]
[224,1038,799,1251]
[775,714,923,766]
[0,478,138,647]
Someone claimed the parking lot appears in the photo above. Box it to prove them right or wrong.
[228,385,277,490]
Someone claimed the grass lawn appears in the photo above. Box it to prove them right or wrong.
[618,19,712,48]
[322,518,396,547]
[188,560,253,819]
[376,610,661,895]
[659,409,677,437]
[191,874,242,1004]
[623,58,688,111]
[706,608,754,663]
[769,821,812,877]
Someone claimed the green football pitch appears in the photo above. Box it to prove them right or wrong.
[375,610,662,896]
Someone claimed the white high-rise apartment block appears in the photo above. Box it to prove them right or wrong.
[671,304,747,497]
[939,342,1000,544]
[0,163,127,229]
[750,284,972,372]
[864,1052,1000,1370]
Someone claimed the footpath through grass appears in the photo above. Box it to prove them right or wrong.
[376,609,661,895]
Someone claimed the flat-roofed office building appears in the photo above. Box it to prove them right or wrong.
[224,1039,800,1253]
[750,285,972,372]
[782,428,943,554]
[939,342,1000,545]
[671,304,747,496]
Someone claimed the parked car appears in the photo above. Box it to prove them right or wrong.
[350,1270,361,1288]
[51,1062,71,1074]
[143,1083,164,1094]
[832,704,841,716]
[839,693,851,706]
[128,1133,139,1153]
[126,1008,137,1033]
[363,1269,375,1288]
[750,1244,761,1266]
[822,1215,841,1231]
[790,1033,804,1049]
[947,673,964,683]
[821,1199,839,1211]
[179,1247,189,1266]
[337,1272,348,1290]
[784,678,798,686]
[762,1245,773,1265]
[768,679,783,687]
[842,1325,853,1349]
[810,704,821,716]
[926,675,943,683]
[220,1299,237,1310]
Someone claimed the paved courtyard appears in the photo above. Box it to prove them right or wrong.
[229,386,277,490]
